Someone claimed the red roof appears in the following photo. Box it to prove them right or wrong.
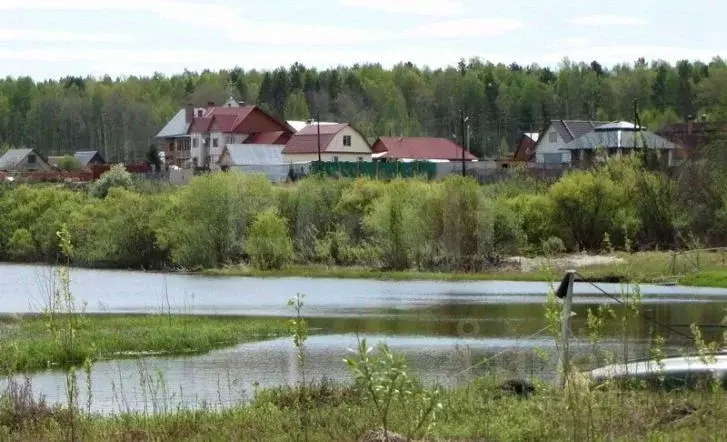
[372,137,477,161]
[187,105,292,135]
[245,131,290,145]
[282,123,349,154]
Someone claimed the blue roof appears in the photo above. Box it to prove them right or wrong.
[74,151,104,165]
[223,144,285,165]
[156,109,190,138]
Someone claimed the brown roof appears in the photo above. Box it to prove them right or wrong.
[245,131,290,145]
[373,137,477,161]
[282,123,349,154]
[187,105,294,135]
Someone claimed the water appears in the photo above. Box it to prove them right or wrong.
[2,263,727,414]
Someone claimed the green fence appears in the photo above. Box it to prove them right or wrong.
[309,161,437,179]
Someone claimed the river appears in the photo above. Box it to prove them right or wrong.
[2,263,727,414]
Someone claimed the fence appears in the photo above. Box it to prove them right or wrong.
[310,161,437,179]
[90,163,153,180]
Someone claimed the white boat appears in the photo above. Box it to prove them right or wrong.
[589,354,727,389]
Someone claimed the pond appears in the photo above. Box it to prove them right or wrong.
[2,263,726,414]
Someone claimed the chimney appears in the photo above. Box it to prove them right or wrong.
[185,103,194,123]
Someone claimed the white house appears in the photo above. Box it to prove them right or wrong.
[282,123,372,163]
[533,120,608,165]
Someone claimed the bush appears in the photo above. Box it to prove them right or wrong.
[541,236,566,257]
[89,164,133,199]
[7,229,35,261]
[56,155,82,171]
[246,208,294,270]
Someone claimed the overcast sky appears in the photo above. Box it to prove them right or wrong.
[0,0,724,80]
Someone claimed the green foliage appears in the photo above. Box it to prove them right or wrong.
[246,208,294,271]
[56,155,82,171]
[344,338,442,440]
[7,228,35,261]
[89,164,133,199]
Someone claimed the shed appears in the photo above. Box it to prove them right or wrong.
[0,148,52,172]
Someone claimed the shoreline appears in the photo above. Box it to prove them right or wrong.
[3,251,727,288]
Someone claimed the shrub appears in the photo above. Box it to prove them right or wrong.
[246,208,294,270]
[7,228,35,261]
[89,164,133,199]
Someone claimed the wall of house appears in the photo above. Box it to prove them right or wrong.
[327,126,372,156]
[534,126,571,165]
[18,152,52,172]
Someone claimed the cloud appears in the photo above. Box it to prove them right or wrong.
[403,18,525,38]
[0,29,135,43]
[568,14,647,26]
[340,0,467,16]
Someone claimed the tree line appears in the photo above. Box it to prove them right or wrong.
[0,153,725,272]
[3,57,727,162]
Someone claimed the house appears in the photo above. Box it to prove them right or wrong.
[0,148,52,172]
[656,121,724,165]
[533,120,608,165]
[512,132,540,162]
[562,121,678,167]
[371,137,477,162]
[218,144,300,183]
[282,123,372,163]
[74,151,105,167]
[156,97,294,169]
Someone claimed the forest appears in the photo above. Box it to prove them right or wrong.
[2,57,727,162]
[0,150,726,272]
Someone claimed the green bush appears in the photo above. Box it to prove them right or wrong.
[89,164,133,199]
[7,229,35,262]
[246,208,294,270]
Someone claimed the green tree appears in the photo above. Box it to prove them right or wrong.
[284,91,310,120]
[57,155,82,171]
[89,164,134,199]
[246,208,294,270]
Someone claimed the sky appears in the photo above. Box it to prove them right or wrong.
[0,0,725,80]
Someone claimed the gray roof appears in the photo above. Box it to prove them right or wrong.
[551,120,609,142]
[74,150,104,165]
[156,109,191,138]
[596,121,641,131]
[223,144,285,165]
[0,148,35,171]
[562,128,678,151]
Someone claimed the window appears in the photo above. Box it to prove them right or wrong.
[343,135,352,147]
[333,156,339,162]
[193,138,198,148]
[358,156,363,162]
[541,153,563,164]
[197,110,204,117]
[548,132,558,143]
[27,154,36,164]
[213,138,219,148]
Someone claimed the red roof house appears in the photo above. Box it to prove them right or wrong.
[282,123,372,162]
[371,137,478,162]
[157,97,295,168]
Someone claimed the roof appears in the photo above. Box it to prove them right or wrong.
[287,120,340,132]
[524,132,540,142]
[0,148,38,170]
[596,121,641,131]
[245,131,289,144]
[282,123,352,154]
[190,117,213,133]
[562,128,679,151]
[550,120,609,142]
[156,109,191,138]
[221,144,285,165]
[373,137,478,161]
[74,151,104,165]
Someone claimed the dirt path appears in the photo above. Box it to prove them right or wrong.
[505,253,625,273]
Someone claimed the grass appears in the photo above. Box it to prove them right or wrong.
[0,314,289,374]
[1,377,725,441]
[203,251,727,288]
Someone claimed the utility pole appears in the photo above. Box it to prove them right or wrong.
[460,111,468,177]
[316,112,321,162]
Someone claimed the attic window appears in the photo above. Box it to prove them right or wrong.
[27,154,36,164]
[549,132,558,143]
[197,110,204,117]
[343,135,352,147]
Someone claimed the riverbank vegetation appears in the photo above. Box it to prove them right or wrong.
[2,377,725,441]
[2,154,727,285]
[0,314,288,374]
